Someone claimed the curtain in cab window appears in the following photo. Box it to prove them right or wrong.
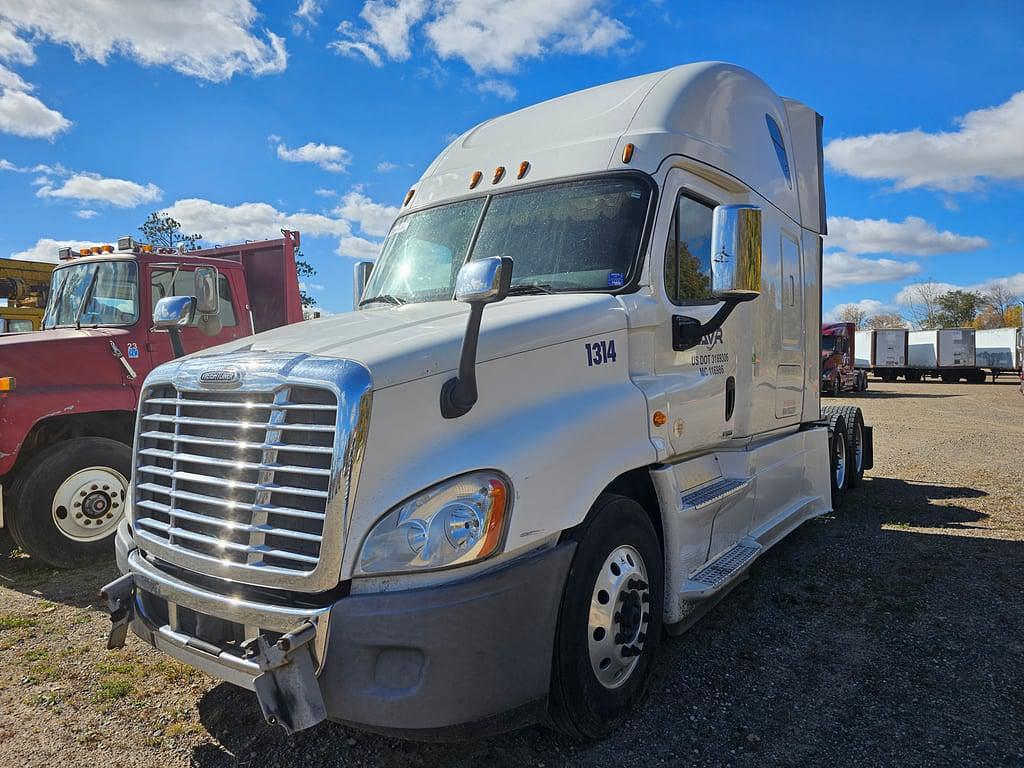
[665,194,714,304]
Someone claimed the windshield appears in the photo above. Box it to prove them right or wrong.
[43,261,139,328]
[821,336,837,352]
[362,175,651,306]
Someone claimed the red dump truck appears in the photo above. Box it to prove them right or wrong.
[0,232,305,567]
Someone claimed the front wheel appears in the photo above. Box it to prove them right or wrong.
[7,437,130,568]
[548,494,663,740]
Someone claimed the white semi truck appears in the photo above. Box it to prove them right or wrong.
[102,63,871,740]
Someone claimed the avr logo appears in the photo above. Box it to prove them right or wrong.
[701,328,724,350]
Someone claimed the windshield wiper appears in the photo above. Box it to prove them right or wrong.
[359,294,407,307]
[507,283,557,295]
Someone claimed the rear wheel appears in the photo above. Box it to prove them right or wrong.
[7,437,130,568]
[548,494,663,740]
[826,406,865,487]
[822,412,849,508]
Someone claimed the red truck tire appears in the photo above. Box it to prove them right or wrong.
[7,437,130,568]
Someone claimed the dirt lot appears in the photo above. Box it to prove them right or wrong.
[1,379,1022,768]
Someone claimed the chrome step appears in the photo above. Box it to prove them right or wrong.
[680,477,747,509]
[686,541,761,593]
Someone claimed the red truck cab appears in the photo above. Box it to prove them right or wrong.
[821,322,867,395]
[0,232,304,567]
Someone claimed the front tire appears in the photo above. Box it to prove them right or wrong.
[548,494,663,740]
[7,437,130,568]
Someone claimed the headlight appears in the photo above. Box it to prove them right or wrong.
[357,471,510,575]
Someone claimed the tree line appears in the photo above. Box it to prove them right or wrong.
[836,280,1022,331]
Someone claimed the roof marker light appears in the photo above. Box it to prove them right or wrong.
[403,188,416,206]
[469,171,483,189]
[492,166,505,184]
[517,161,530,179]
[622,143,635,164]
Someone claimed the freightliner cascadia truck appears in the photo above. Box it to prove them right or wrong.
[102,63,871,740]
[0,233,304,567]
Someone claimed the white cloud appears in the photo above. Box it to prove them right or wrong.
[476,77,516,100]
[314,187,338,196]
[826,215,988,256]
[75,209,98,219]
[37,172,162,207]
[823,252,921,288]
[894,274,1024,305]
[337,235,382,259]
[333,0,630,74]
[824,90,1024,193]
[332,0,429,65]
[162,198,354,242]
[9,237,105,263]
[274,139,352,172]
[0,64,70,138]
[335,191,399,237]
[293,0,324,31]
[0,0,287,82]
[375,161,398,172]
[0,20,34,64]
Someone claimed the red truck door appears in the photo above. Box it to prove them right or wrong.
[144,264,253,365]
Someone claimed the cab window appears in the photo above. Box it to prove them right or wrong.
[665,193,714,304]
[151,270,238,327]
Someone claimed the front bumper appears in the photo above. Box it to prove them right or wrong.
[107,522,575,738]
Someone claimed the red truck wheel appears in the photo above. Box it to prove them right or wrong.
[7,437,130,569]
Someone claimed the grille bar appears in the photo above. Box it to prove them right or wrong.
[134,383,337,577]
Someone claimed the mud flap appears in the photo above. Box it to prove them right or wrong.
[101,573,136,650]
[863,425,874,471]
[246,622,327,734]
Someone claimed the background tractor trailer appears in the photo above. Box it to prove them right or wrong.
[0,259,54,333]
[975,327,1023,380]
[0,232,305,567]
[102,63,871,741]
[907,328,984,383]
[821,322,868,394]
[854,329,909,382]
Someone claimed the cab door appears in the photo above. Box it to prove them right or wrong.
[145,265,252,364]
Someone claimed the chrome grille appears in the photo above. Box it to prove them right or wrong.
[134,384,337,576]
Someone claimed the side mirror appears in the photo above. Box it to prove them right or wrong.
[671,205,763,353]
[153,296,195,359]
[711,204,762,300]
[441,257,514,419]
[194,267,220,315]
[454,257,513,304]
[353,261,374,308]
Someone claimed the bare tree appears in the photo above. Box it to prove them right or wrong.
[981,283,1021,326]
[835,304,869,329]
[899,280,945,328]
[866,313,907,329]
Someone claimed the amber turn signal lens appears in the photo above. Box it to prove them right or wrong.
[622,143,635,164]
[403,188,415,206]
[469,170,483,189]
[492,166,505,184]
[517,161,530,179]
[652,410,667,427]
[479,479,508,558]
[0,377,15,392]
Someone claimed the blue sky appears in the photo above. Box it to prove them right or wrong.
[1,0,1021,319]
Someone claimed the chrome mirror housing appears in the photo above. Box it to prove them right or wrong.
[153,295,196,329]
[455,257,513,305]
[711,204,763,300]
[193,267,220,315]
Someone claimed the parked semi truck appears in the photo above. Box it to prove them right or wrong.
[0,258,54,333]
[102,63,872,740]
[906,328,985,383]
[975,327,1023,381]
[821,322,868,393]
[0,232,304,567]
[854,328,909,382]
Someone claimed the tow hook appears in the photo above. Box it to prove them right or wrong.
[100,573,136,650]
[243,621,326,734]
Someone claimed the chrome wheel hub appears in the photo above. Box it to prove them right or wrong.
[834,430,847,488]
[52,467,128,542]
[588,544,651,689]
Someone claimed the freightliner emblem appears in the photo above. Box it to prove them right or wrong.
[199,367,242,386]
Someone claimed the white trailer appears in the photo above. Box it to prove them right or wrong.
[906,328,984,383]
[854,329,908,381]
[975,327,1023,380]
[101,63,872,740]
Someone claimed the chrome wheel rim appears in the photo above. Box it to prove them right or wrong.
[588,545,651,689]
[834,431,847,488]
[52,466,128,542]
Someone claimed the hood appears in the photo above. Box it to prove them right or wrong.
[0,327,130,388]
[187,294,629,390]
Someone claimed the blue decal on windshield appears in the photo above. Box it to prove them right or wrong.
[607,273,624,287]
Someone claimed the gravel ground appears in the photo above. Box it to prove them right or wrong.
[1,378,1022,768]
